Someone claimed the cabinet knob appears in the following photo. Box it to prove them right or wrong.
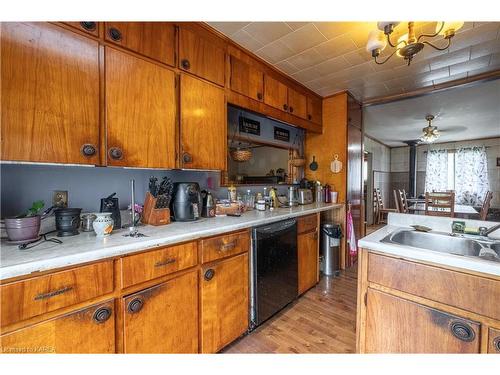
[80,22,97,32]
[108,27,122,42]
[81,144,97,157]
[93,306,112,324]
[181,59,191,70]
[182,152,193,164]
[307,114,312,121]
[283,104,288,111]
[450,321,475,342]
[127,297,144,314]
[204,268,215,281]
[257,92,263,100]
[108,147,123,160]
[289,106,294,113]
[494,336,500,352]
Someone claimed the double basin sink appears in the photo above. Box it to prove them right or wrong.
[381,229,500,263]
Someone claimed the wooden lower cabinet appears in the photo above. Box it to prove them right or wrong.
[298,229,319,295]
[0,301,115,354]
[122,270,198,353]
[200,253,249,353]
[365,288,480,353]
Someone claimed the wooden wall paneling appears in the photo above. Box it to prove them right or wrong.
[105,47,177,168]
[179,74,226,170]
[104,22,176,66]
[178,25,226,86]
[264,75,288,111]
[1,22,100,164]
[288,87,307,119]
[0,301,116,354]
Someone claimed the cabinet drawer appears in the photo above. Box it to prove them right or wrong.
[297,214,318,234]
[201,231,250,264]
[1,261,114,327]
[121,242,198,288]
[367,253,500,320]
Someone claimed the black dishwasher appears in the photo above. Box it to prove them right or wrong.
[250,218,298,329]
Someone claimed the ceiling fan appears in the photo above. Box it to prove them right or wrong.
[420,114,440,143]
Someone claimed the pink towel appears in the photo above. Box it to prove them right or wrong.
[347,210,357,256]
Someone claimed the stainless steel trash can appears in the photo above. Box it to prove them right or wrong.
[321,223,342,276]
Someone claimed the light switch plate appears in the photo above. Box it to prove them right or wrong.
[53,190,68,208]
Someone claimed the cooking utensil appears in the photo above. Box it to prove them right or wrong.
[309,156,318,171]
[81,213,97,232]
[149,176,159,197]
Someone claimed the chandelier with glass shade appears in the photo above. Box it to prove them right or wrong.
[366,22,464,65]
[420,115,440,143]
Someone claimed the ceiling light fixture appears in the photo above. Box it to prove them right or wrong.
[366,21,464,65]
[420,115,440,143]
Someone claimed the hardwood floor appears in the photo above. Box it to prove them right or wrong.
[223,266,358,353]
[365,224,385,235]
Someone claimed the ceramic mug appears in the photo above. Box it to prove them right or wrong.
[93,213,114,237]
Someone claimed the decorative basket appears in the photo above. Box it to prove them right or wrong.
[230,148,253,162]
[290,157,306,167]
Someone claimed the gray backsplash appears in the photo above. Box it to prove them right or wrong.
[1,164,293,218]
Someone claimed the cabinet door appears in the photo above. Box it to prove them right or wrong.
[287,88,307,119]
[104,22,175,66]
[105,47,176,168]
[0,301,115,354]
[123,271,198,353]
[178,27,225,86]
[365,289,480,353]
[1,22,100,164]
[63,22,99,37]
[488,327,500,353]
[298,230,319,294]
[230,55,264,102]
[307,96,322,125]
[200,253,249,353]
[264,75,288,111]
[180,74,226,170]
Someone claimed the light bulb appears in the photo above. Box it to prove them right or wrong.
[395,33,408,57]
[436,21,464,37]
[366,30,387,54]
[377,22,400,34]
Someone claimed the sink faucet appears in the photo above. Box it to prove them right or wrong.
[479,224,500,237]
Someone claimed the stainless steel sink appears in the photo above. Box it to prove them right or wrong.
[381,229,500,262]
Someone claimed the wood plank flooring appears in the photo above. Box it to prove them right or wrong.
[223,266,358,353]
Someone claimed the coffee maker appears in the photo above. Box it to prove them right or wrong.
[171,183,202,221]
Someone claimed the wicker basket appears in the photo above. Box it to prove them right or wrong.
[230,148,252,162]
[290,157,306,167]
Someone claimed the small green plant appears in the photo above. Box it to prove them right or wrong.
[25,200,45,217]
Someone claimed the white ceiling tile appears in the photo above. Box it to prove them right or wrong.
[230,29,264,51]
[429,48,471,71]
[275,60,300,75]
[291,67,322,82]
[314,22,357,40]
[315,56,351,76]
[314,34,358,60]
[242,22,293,45]
[208,22,250,36]
[470,39,500,59]
[415,67,450,84]
[255,40,295,64]
[346,22,377,49]
[432,72,467,85]
[449,22,500,52]
[279,23,327,54]
[285,48,326,70]
[343,48,372,66]
[286,22,310,31]
[449,55,491,75]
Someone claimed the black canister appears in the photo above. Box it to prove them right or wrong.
[54,208,82,237]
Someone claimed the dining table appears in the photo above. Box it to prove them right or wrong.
[408,203,479,219]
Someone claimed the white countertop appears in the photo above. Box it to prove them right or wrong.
[359,213,500,277]
[0,202,341,281]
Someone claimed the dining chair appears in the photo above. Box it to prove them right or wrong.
[375,188,398,223]
[393,190,400,212]
[425,192,455,218]
[479,191,493,221]
[397,189,409,214]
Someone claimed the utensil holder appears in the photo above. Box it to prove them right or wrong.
[142,192,171,226]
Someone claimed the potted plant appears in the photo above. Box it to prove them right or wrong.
[4,201,52,243]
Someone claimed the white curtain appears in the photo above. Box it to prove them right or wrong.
[424,149,448,193]
[455,146,489,206]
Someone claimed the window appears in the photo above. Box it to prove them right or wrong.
[446,151,455,191]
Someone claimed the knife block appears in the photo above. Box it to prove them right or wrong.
[142,192,171,226]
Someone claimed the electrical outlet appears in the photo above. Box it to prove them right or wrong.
[53,190,68,208]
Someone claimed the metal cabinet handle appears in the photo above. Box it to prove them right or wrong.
[181,59,191,70]
[93,306,112,324]
[204,269,215,281]
[127,297,144,314]
[493,336,500,352]
[80,22,97,32]
[154,258,176,267]
[81,144,97,157]
[257,92,263,100]
[289,106,294,113]
[283,104,288,111]
[220,241,236,252]
[34,286,73,301]
[182,152,193,164]
[307,114,312,121]
[108,147,123,160]
[450,321,475,342]
[108,27,122,41]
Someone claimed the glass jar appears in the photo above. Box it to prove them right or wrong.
[256,199,266,211]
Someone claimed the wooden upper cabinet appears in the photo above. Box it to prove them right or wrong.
[298,229,319,294]
[122,271,198,353]
[488,327,500,353]
[63,22,100,37]
[230,55,264,102]
[0,301,115,354]
[180,74,226,170]
[200,253,249,353]
[105,47,177,169]
[264,75,288,111]
[1,22,100,164]
[307,96,322,125]
[287,88,307,119]
[178,27,225,86]
[365,289,481,353]
[104,22,175,66]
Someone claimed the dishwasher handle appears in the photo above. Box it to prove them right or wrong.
[253,219,297,237]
